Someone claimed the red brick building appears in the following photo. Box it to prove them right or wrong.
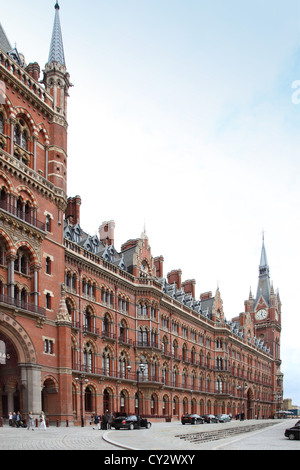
[0,3,283,424]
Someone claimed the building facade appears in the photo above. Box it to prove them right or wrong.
[0,3,283,424]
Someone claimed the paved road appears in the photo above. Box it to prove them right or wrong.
[0,418,298,451]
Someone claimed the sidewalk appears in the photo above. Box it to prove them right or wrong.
[0,423,120,450]
[0,418,285,451]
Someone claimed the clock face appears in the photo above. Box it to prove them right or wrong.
[255,309,268,320]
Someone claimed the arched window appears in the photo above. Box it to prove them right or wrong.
[83,342,94,373]
[162,336,168,355]
[84,306,93,333]
[0,240,6,265]
[183,397,188,414]
[14,249,30,275]
[216,375,223,393]
[85,386,93,412]
[172,366,178,387]
[119,351,129,378]
[66,298,76,326]
[173,396,179,416]
[119,319,127,343]
[139,356,148,380]
[172,340,178,358]
[103,313,112,338]
[14,119,30,151]
[162,395,169,416]
[182,344,187,361]
[120,390,126,414]
[151,394,158,415]
[102,347,111,375]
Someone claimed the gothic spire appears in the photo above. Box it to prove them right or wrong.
[255,233,270,306]
[48,2,66,66]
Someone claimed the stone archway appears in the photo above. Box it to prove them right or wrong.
[0,314,41,417]
[41,376,59,419]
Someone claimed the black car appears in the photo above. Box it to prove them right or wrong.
[112,415,152,430]
[181,414,204,425]
[284,423,300,440]
[202,414,219,423]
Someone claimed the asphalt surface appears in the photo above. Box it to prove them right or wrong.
[0,418,298,451]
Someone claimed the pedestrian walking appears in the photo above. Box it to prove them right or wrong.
[93,414,100,430]
[27,412,35,431]
[39,411,46,430]
[8,412,13,427]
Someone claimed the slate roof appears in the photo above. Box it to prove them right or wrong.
[0,22,12,53]
[63,219,270,354]
[48,2,66,66]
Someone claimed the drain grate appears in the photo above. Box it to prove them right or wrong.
[175,422,277,444]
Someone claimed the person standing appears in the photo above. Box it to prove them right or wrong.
[27,412,35,431]
[39,411,46,430]
[93,414,100,430]
[16,411,22,428]
[12,412,17,427]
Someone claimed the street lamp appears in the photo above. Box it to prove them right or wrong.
[75,375,88,427]
[127,363,145,419]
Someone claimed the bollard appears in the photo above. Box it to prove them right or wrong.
[35,418,38,427]
[56,419,59,427]
[66,419,69,427]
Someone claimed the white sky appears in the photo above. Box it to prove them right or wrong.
[2,0,300,405]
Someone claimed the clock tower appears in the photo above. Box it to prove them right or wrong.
[253,233,281,332]
[252,235,282,349]
[248,235,283,410]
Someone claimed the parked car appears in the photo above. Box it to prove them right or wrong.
[284,423,300,440]
[203,414,219,423]
[181,414,204,425]
[216,414,231,423]
[112,415,152,430]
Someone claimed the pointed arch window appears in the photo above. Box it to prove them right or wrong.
[83,343,93,373]
[102,347,111,375]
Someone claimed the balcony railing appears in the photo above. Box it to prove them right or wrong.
[0,199,45,231]
[82,325,100,335]
[0,293,46,316]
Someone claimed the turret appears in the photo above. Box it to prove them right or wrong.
[42,2,72,193]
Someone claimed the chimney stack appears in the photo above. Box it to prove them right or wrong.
[167,269,182,289]
[182,279,196,298]
[99,220,115,246]
[65,195,81,225]
[154,256,164,278]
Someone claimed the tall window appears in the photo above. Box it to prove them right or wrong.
[45,257,51,274]
[102,347,111,375]
[14,249,29,275]
[83,343,93,373]
[45,215,51,232]
[84,306,93,332]
[14,120,29,151]
[46,293,51,309]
